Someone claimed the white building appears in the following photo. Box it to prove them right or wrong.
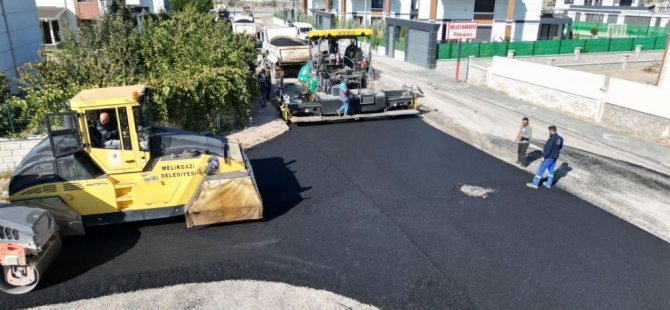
[554,0,670,28]
[1,0,42,88]
[35,0,167,47]
[303,0,570,42]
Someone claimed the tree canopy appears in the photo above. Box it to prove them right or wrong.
[11,5,257,134]
[169,0,213,13]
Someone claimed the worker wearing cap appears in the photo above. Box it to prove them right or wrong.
[515,117,532,167]
[527,125,563,189]
[337,82,349,117]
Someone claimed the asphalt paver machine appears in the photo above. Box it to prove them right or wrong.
[276,29,422,124]
[0,85,263,294]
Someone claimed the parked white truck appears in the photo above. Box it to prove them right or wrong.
[231,14,256,37]
[260,26,310,79]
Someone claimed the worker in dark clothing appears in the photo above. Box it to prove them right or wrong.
[95,112,120,149]
[320,70,331,93]
[515,117,532,167]
[527,126,563,189]
[257,69,270,108]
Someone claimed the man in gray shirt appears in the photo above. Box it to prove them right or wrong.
[515,117,532,167]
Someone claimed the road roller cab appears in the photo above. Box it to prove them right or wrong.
[0,85,264,294]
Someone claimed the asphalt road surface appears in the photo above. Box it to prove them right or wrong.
[2,118,670,309]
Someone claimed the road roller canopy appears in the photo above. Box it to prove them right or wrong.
[69,85,147,109]
[307,28,373,40]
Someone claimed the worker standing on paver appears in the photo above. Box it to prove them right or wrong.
[515,117,532,167]
[527,126,563,189]
[337,82,349,117]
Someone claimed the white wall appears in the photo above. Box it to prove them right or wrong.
[439,0,474,20]
[0,0,42,87]
[605,78,670,118]
[493,0,542,21]
[655,39,670,89]
[489,56,607,99]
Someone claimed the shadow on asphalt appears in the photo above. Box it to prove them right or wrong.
[553,162,573,185]
[250,157,311,221]
[38,223,145,290]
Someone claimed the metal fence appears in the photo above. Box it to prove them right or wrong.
[436,35,668,60]
[572,21,670,37]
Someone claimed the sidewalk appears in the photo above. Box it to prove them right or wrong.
[373,55,670,175]
[226,100,288,150]
[372,55,670,243]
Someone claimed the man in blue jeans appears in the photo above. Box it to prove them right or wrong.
[336,82,349,117]
[527,125,563,189]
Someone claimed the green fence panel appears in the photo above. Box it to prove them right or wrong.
[655,35,668,50]
[450,43,481,58]
[507,41,534,56]
[437,43,452,59]
[608,37,635,52]
[478,42,508,57]
[533,40,561,55]
[584,38,610,53]
[559,39,585,54]
[626,24,649,36]
[633,37,656,51]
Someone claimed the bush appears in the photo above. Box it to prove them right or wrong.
[14,3,257,134]
[590,26,599,36]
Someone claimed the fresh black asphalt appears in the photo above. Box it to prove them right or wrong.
[2,118,669,309]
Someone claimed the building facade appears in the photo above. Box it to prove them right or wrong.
[303,0,570,42]
[35,0,167,47]
[1,0,42,88]
[554,0,670,29]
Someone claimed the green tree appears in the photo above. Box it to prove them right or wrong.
[13,5,257,134]
[169,0,213,13]
[140,7,257,131]
[590,26,599,36]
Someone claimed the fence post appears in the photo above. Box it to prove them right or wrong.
[607,38,612,52]
[532,41,536,56]
[558,39,563,54]
[635,44,642,58]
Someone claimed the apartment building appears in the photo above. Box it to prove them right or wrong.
[304,0,571,42]
[1,0,42,88]
[554,0,670,28]
[35,0,166,47]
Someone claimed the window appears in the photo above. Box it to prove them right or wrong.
[584,0,593,5]
[45,113,83,158]
[619,0,633,6]
[118,107,132,150]
[87,109,121,149]
[40,21,61,45]
[41,21,52,44]
[563,0,574,4]
[133,106,150,152]
[371,0,384,10]
[474,0,495,13]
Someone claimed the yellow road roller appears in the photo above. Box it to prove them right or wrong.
[0,85,263,294]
